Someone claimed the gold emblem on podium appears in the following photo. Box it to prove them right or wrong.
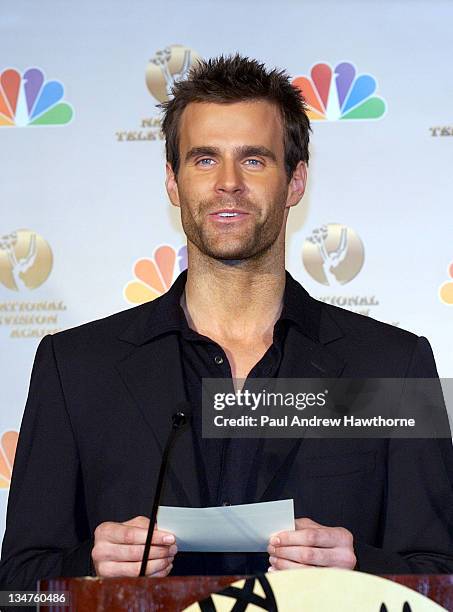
[186,569,446,611]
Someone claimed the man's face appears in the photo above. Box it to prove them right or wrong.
[166,100,306,261]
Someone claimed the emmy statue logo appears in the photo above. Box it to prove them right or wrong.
[308,225,348,287]
[0,230,53,291]
[302,223,364,286]
[151,47,191,99]
[1,232,37,290]
[146,44,201,103]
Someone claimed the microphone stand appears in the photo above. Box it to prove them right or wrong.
[139,405,191,576]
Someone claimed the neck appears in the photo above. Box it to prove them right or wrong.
[181,241,286,344]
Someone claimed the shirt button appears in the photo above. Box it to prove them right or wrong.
[214,355,224,365]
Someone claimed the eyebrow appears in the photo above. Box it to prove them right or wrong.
[185,145,277,163]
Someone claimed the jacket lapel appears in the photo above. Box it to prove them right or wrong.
[116,329,202,509]
[253,306,347,502]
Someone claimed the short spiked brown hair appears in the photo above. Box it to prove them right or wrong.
[160,54,310,181]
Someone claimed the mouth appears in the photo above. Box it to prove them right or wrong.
[208,209,250,223]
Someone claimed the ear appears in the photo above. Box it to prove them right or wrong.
[165,162,180,207]
[285,161,307,209]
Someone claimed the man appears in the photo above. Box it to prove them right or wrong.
[1,55,453,589]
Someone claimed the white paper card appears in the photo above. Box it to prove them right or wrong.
[157,499,295,552]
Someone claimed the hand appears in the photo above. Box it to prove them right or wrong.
[267,517,356,572]
[92,515,177,577]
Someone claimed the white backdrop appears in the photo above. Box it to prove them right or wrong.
[1,0,452,540]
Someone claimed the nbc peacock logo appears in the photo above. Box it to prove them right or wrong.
[0,431,18,489]
[292,61,386,121]
[0,67,73,127]
[124,245,187,305]
[439,262,453,305]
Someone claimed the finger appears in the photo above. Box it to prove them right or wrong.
[152,528,176,545]
[270,546,356,569]
[98,522,176,546]
[150,563,173,577]
[97,557,173,578]
[145,557,174,577]
[122,516,150,528]
[148,545,177,561]
[269,528,337,549]
[270,546,334,567]
[93,541,177,562]
[269,556,312,571]
[95,522,148,545]
[122,517,176,544]
[122,517,176,545]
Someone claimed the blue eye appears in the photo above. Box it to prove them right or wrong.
[245,159,262,166]
[198,158,215,166]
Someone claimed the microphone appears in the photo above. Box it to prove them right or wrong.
[139,402,192,577]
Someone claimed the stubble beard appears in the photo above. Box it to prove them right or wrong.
[179,191,288,262]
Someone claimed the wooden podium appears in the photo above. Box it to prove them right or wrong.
[40,576,240,611]
[39,574,453,611]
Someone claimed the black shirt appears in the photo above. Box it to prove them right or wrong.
[146,270,309,575]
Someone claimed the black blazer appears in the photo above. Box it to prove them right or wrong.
[1,273,453,589]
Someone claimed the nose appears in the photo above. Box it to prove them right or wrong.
[214,159,245,196]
